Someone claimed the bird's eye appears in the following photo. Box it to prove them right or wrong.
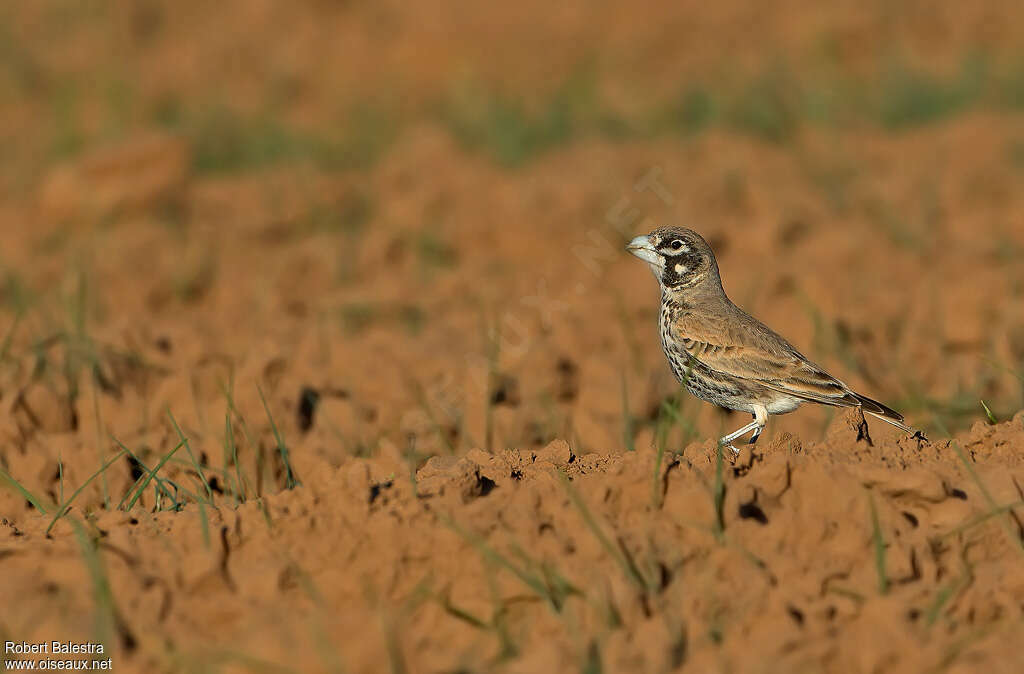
[670,239,683,250]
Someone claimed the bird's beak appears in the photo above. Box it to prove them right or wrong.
[626,235,660,266]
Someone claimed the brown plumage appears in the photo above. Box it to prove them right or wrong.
[627,226,915,452]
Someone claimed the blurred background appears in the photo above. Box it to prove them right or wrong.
[1,0,1024,474]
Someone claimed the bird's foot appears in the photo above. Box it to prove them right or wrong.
[717,442,741,463]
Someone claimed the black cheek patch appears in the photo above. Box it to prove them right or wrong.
[661,252,701,287]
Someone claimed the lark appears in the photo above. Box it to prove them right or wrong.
[627,226,916,454]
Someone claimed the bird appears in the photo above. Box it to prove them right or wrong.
[626,226,917,454]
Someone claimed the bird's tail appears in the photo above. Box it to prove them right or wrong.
[853,392,916,434]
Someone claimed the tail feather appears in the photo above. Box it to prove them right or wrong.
[853,392,915,434]
[865,410,915,433]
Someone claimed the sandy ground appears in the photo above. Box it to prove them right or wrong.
[2,1,1024,672]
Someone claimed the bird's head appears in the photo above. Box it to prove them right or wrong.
[627,227,721,292]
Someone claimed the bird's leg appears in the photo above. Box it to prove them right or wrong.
[718,406,769,454]
[747,406,768,445]
[748,424,763,445]
[718,420,760,454]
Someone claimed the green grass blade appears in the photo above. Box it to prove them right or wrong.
[46,449,128,535]
[558,471,650,592]
[168,410,215,501]
[197,501,211,550]
[482,558,520,660]
[113,440,157,508]
[58,455,65,506]
[925,575,969,627]
[979,399,997,424]
[223,412,242,503]
[937,499,1024,541]
[651,392,688,510]
[441,515,561,610]
[219,378,259,496]
[119,439,185,511]
[116,474,147,511]
[868,490,889,595]
[437,594,490,630]
[659,393,698,442]
[409,377,456,454]
[258,385,299,489]
[932,413,1024,557]
[0,466,49,514]
[651,430,665,509]
[581,641,603,674]
[69,518,118,650]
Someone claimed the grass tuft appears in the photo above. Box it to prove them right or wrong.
[46,449,127,536]
[168,410,215,502]
[115,438,185,511]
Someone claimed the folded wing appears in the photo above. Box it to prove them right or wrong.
[674,310,911,431]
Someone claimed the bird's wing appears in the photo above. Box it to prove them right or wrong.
[673,310,861,407]
[672,306,911,429]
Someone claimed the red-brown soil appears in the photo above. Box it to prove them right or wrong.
[2,1,1024,672]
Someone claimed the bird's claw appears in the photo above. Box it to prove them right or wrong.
[717,442,741,463]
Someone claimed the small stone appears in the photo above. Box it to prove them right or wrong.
[536,439,573,467]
